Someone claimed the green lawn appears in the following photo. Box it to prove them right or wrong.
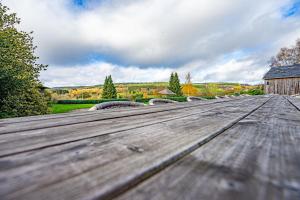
[50,104,94,114]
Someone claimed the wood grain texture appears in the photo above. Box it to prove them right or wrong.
[118,96,300,200]
[0,98,237,125]
[264,78,300,95]
[287,96,300,111]
[0,97,260,157]
[0,97,269,200]
[0,98,238,134]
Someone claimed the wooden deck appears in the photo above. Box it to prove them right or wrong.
[0,96,300,200]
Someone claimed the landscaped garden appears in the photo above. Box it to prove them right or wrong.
[48,80,264,114]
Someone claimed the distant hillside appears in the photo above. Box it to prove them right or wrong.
[51,82,251,90]
[48,82,263,101]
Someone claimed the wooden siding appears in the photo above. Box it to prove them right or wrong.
[264,77,300,95]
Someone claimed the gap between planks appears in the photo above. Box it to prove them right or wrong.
[0,98,242,135]
[0,98,237,125]
[0,98,244,125]
[116,96,300,200]
[285,96,300,111]
[0,98,261,158]
[2,96,266,199]
[93,97,272,200]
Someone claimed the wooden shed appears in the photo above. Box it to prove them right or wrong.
[263,64,300,95]
[158,88,175,95]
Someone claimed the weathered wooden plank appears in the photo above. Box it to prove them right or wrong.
[0,101,161,124]
[0,98,247,125]
[287,96,300,111]
[0,97,260,157]
[0,98,240,134]
[0,97,269,200]
[0,98,240,125]
[117,96,300,200]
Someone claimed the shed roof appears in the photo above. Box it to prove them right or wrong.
[158,88,175,95]
[263,64,300,80]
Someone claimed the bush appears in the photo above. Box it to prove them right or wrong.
[0,88,49,118]
[167,96,187,102]
[56,98,129,104]
[129,93,144,101]
[247,89,264,95]
[135,98,152,103]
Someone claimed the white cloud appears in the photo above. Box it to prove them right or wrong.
[198,60,268,84]
[40,62,172,87]
[40,58,266,87]
[3,0,300,86]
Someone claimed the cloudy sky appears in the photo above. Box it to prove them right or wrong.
[3,0,300,87]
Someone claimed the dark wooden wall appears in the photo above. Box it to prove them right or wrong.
[264,77,300,95]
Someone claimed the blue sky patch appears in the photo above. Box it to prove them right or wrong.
[283,0,300,17]
[73,0,86,7]
[72,0,104,9]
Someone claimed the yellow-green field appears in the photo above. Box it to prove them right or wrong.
[49,82,263,101]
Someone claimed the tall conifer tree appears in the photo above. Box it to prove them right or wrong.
[173,72,183,96]
[168,72,183,96]
[168,73,175,92]
[102,75,117,99]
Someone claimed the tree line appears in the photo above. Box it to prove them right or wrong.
[269,38,300,67]
[101,72,184,99]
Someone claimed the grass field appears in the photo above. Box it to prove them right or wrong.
[50,104,94,114]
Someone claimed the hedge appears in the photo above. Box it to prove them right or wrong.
[135,96,187,103]
[135,98,152,103]
[56,98,129,104]
[247,89,264,95]
[56,96,215,104]
[166,96,187,102]
[201,96,216,99]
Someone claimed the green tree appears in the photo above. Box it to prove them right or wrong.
[102,75,117,99]
[168,72,175,92]
[0,3,49,118]
[173,72,183,96]
[102,76,109,98]
[168,72,183,96]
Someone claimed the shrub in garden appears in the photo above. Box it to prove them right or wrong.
[0,4,49,118]
[247,89,264,95]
